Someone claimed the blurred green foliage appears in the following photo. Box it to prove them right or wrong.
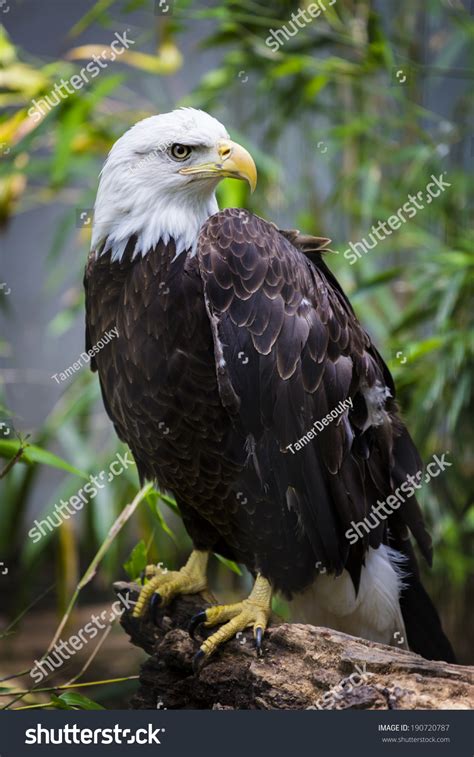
[0,0,473,703]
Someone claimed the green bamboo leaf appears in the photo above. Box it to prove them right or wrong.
[143,491,178,542]
[52,692,104,710]
[157,491,179,512]
[356,267,403,292]
[215,553,242,576]
[123,539,148,580]
[0,439,88,479]
[68,0,117,37]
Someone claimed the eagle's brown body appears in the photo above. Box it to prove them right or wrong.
[85,208,455,661]
[85,215,320,594]
[85,236,246,548]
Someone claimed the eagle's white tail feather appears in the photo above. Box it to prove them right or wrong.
[289,545,409,649]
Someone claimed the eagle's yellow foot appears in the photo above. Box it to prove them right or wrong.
[189,574,272,671]
[132,550,209,620]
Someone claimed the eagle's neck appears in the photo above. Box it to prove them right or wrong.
[92,181,219,261]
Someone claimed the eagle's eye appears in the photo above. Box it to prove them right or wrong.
[170,143,192,161]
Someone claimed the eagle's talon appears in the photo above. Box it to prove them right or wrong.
[189,610,208,639]
[255,626,264,656]
[139,569,146,586]
[150,592,162,622]
[192,575,272,663]
[132,550,209,619]
[192,649,206,673]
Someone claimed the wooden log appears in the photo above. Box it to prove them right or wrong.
[114,581,474,710]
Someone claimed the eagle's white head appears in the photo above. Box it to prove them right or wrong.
[91,107,257,260]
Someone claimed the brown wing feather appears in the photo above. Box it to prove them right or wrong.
[197,208,432,584]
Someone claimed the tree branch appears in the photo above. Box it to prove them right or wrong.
[114,581,474,710]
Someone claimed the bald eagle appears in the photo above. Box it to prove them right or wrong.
[84,108,455,668]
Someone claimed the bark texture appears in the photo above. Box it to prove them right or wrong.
[114,581,474,710]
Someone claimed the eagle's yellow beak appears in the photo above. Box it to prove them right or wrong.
[179,139,257,193]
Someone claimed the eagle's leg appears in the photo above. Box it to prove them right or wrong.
[132,549,209,619]
[190,574,272,670]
